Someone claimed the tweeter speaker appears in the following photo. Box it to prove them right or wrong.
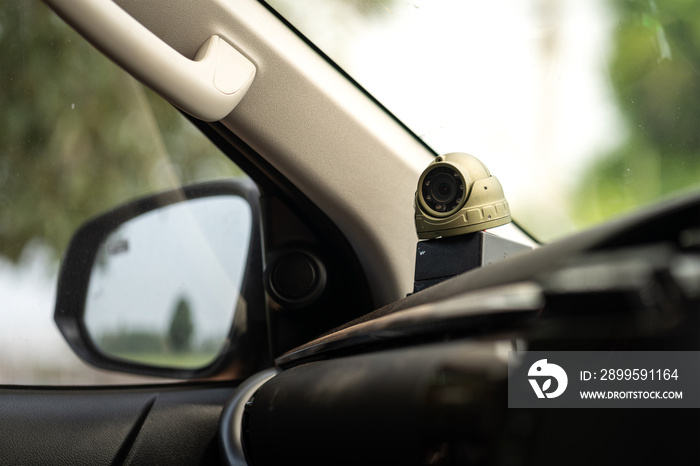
[265,250,326,309]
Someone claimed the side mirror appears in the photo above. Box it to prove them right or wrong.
[54,180,266,379]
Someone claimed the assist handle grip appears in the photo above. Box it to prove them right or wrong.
[45,0,256,121]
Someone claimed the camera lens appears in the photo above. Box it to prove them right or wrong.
[431,173,457,204]
[421,166,465,215]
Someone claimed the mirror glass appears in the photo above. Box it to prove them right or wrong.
[84,195,252,369]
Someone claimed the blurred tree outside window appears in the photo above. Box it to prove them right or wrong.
[0,3,245,384]
[573,0,700,226]
[169,296,195,354]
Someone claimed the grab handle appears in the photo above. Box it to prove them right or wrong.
[45,0,256,121]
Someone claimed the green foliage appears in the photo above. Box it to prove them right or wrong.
[0,3,243,263]
[574,0,700,227]
[98,329,164,355]
[105,350,219,369]
[97,327,219,369]
[168,297,195,353]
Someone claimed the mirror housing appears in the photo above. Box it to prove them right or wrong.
[54,180,267,379]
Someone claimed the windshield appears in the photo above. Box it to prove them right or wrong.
[266,0,700,242]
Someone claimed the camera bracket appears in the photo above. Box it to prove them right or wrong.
[413,231,531,293]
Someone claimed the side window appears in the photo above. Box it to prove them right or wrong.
[0,3,246,384]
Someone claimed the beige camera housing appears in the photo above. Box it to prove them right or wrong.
[415,153,511,239]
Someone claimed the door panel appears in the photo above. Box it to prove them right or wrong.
[0,384,235,465]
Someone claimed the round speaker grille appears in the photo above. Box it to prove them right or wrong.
[266,250,326,308]
[272,252,316,299]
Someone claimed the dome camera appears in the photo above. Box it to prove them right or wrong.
[415,152,511,239]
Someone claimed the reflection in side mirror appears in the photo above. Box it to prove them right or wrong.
[55,180,265,379]
[84,196,251,369]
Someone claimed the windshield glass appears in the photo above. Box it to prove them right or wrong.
[266,0,700,242]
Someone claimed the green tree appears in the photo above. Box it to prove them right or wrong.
[573,1,700,227]
[0,3,242,263]
[98,329,164,355]
[168,297,195,353]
